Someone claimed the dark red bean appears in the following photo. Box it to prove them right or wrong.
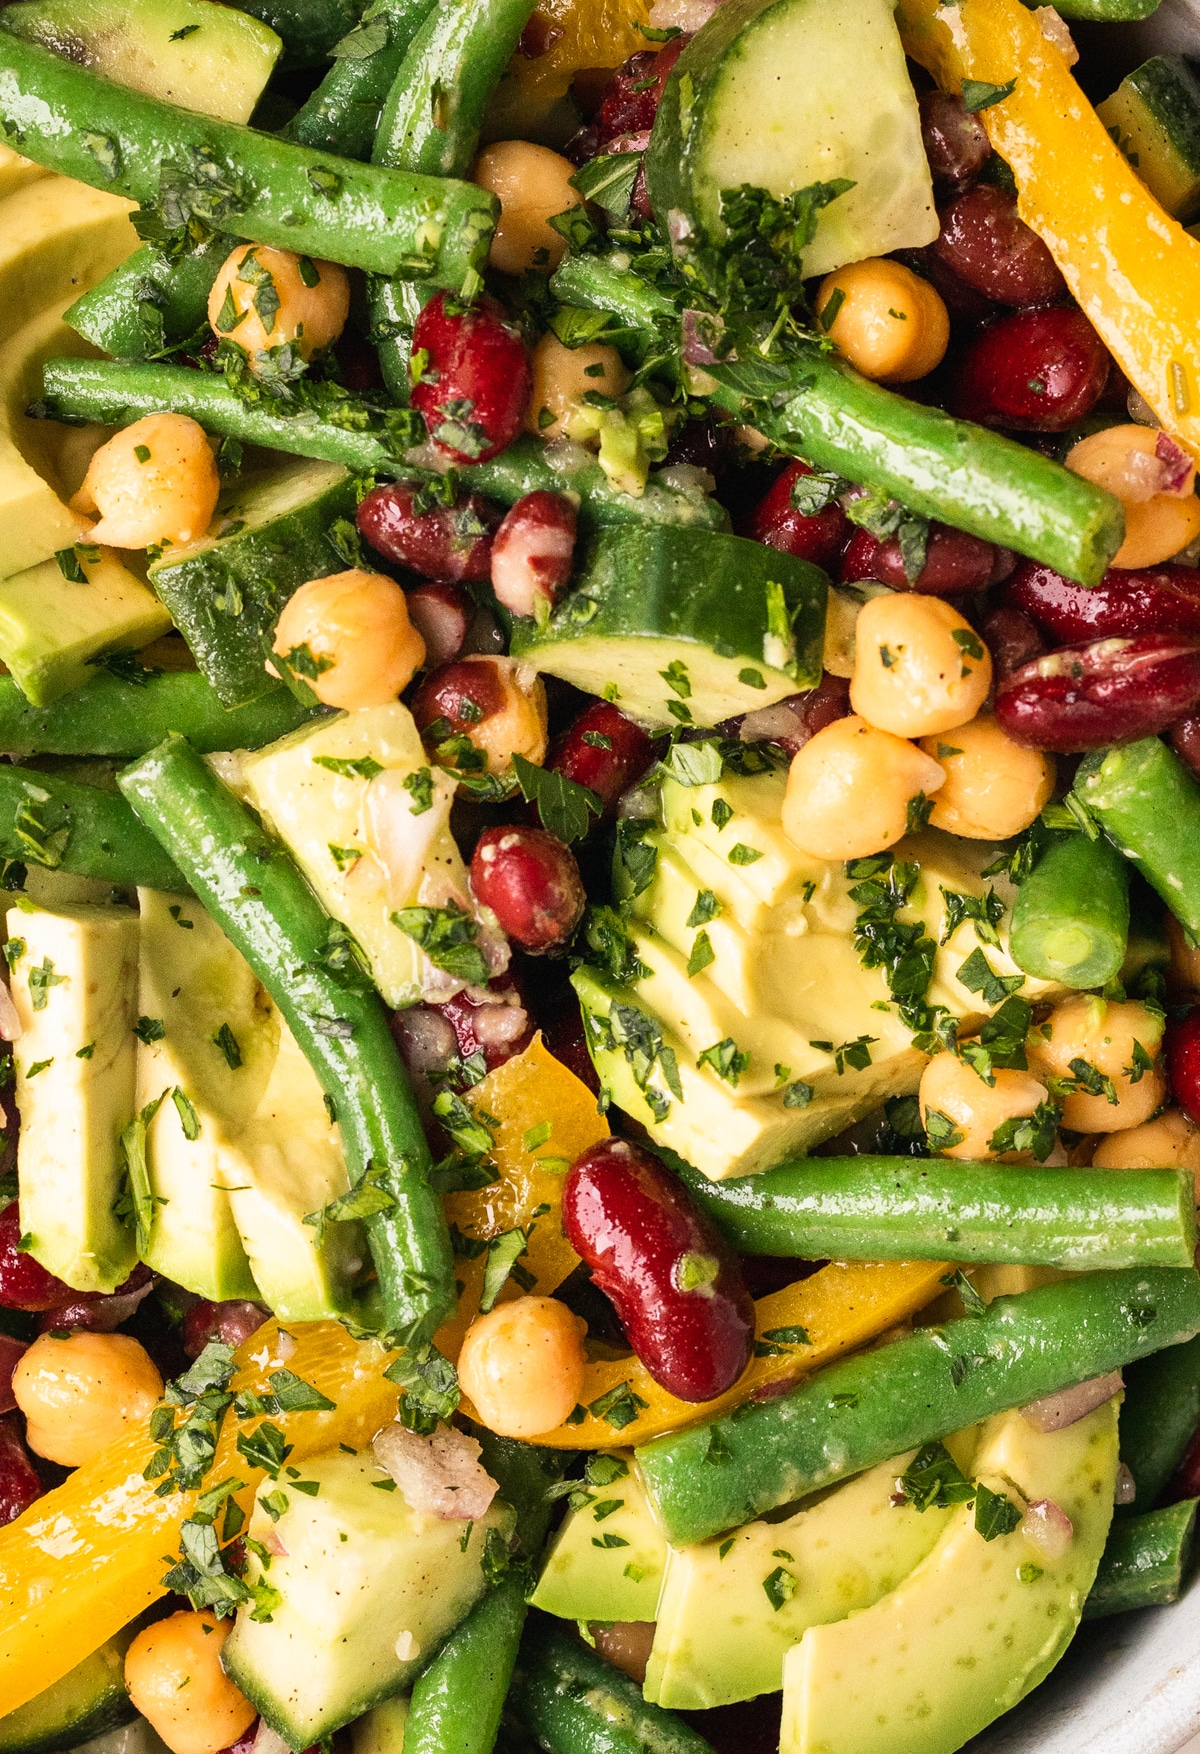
[1009,560,1200,644]
[470,825,585,953]
[412,656,508,740]
[949,306,1111,432]
[0,1201,74,1312]
[490,490,577,619]
[742,461,849,570]
[737,671,850,756]
[980,605,1047,679]
[410,292,531,465]
[182,1298,269,1361]
[839,521,1004,595]
[1167,1421,1200,1505]
[918,89,991,190]
[0,1415,42,1526]
[544,700,654,818]
[932,185,1066,308]
[0,1334,26,1415]
[1171,712,1200,779]
[540,989,600,1092]
[994,634,1200,751]
[591,1621,656,1685]
[357,483,501,583]
[898,247,999,326]
[562,1137,755,1402]
[592,38,688,145]
[38,1264,154,1335]
[437,977,535,1073]
[405,581,470,668]
[392,1003,459,1080]
[1167,1005,1200,1128]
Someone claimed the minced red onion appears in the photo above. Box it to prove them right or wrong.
[649,0,721,29]
[1113,1462,1137,1506]
[681,309,720,367]
[0,1332,27,1414]
[253,1720,294,1754]
[1020,1498,1074,1560]
[373,1422,499,1521]
[602,129,652,155]
[473,1002,529,1049]
[0,976,19,1043]
[1020,1369,1123,1433]
[41,1275,155,1335]
[1157,430,1195,495]
[393,1005,458,1076]
[739,696,813,751]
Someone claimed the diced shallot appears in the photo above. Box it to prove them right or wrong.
[649,0,720,28]
[681,309,722,368]
[252,1720,294,1754]
[1020,1497,1074,1561]
[392,1005,459,1077]
[1021,1369,1123,1432]
[372,1421,499,1521]
[0,978,20,1043]
[1113,1462,1137,1506]
[1158,431,1196,496]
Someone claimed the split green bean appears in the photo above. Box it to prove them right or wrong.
[1084,1499,1199,1619]
[281,0,440,160]
[1009,829,1130,989]
[65,235,233,361]
[510,1619,716,1754]
[1119,1335,1200,1514]
[1076,738,1200,940]
[0,762,187,892]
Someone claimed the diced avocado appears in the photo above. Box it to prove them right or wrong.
[0,546,171,706]
[223,1449,517,1744]
[241,703,477,1009]
[350,1696,409,1754]
[0,179,137,356]
[8,901,138,1293]
[781,1400,1120,1754]
[645,0,937,280]
[2,0,281,125]
[1098,56,1200,222]
[531,1456,667,1623]
[0,1630,135,1754]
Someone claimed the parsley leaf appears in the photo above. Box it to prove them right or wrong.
[512,753,601,845]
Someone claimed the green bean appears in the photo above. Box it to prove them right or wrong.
[280,0,440,160]
[1009,829,1131,988]
[64,235,233,361]
[1076,738,1200,939]
[0,34,495,282]
[0,673,314,759]
[1084,1499,1199,1619]
[510,1619,717,1754]
[227,0,360,69]
[118,734,455,1346]
[1049,0,1161,18]
[0,763,187,892]
[636,1266,1200,1548]
[1119,1335,1200,1514]
[664,1152,1196,1270]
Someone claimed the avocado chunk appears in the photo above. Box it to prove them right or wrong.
[530,1455,668,1623]
[0,144,46,202]
[0,179,137,357]
[0,1630,135,1754]
[222,1448,517,1744]
[0,546,171,706]
[8,900,138,1293]
[1098,56,1200,222]
[350,1696,410,1754]
[781,1400,1120,1754]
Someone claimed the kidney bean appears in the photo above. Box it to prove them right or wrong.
[932,185,1066,308]
[562,1137,755,1402]
[405,581,470,668]
[357,483,501,584]
[0,1415,42,1525]
[664,419,729,477]
[737,671,850,756]
[742,461,849,569]
[591,1621,657,1685]
[470,825,586,953]
[544,700,655,818]
[437,975,535,1074]
[410,292,531,465]
[573,38,689,159]
[490,490,577,620]
[1171,713,1200,779]
[1167,1004,1200,1129]
[839,522,1005,595]
[39,1264,154,1335]
[182,1298,269,1361]
[0,1201,74,1312]
[949,307,1112,432]
[0,1334,26,1415]
[995,634,1200,750]
[1009,559,1200,644]
[981,605,1047,679]
[898,247,999,326]
[918,90,991,190]
[412,655,508,738]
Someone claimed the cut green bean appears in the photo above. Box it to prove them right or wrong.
[636,1266,1200,1548]
[664,1152,1196,1270]
[118,734,455,1347]
[511,1619,717,1754]
[64,234,233,361]
[1077,738,1200,940]
[1042,0,1161,18]
[0,34,495,281]
[1084,1498,1199,1619]
[1010,829,1130,988]
[0,673,314,759]
[1119,1335,1200,1514]
[0,763,187,892]
[280,0,440,159]
[228,0,360,69]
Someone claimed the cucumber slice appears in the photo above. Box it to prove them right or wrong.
[147,460,358,708]
[1098,56,1200,223]
[511,525,826,729]
[0,1634,135,1754]
[645,0,937,279]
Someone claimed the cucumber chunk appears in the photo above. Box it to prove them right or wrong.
[645,0,937,279]
[1098,56,1200,223]
[0,1633,135,1754]
[511,525,826,729]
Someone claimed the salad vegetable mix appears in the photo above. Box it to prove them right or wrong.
[5,0,1200,1749]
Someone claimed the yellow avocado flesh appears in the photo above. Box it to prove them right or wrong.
[531,1457,668,1624]
[0,547,171,706]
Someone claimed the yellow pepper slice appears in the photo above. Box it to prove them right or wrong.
[896,0,1200,459]
[0,1318,398,1714]
[523,1259,950,1449]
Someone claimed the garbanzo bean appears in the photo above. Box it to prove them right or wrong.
[272,569,425,709]
[1028,995,1166,1132]
[815,258,950,385]
[524,332,632,443]
[12,1330,163,1467]
[1167,913,1200,994]
[850,593,992,738]
[1066,423,1200,568]
[72,413,219,549]
[919,1051,1051,1162]
[1092,1109,1200,1198]
[781,715,945,861]
[125,1611,255,1754]
[413,654,548,778]
[473,141,582,275]
[207,244,350,363]
[920,714,1055,839]
[457,1295,587,1438]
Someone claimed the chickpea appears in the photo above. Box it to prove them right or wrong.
[206,244,350,363]
[415,654,549,777]
[524,332,632,443]
[1066,423,1200,568]
[815,259,950,385]
[919,714,1055,839]
[781,715,946,861]
[919,1051,1051,1162]
[473,141,582,276]
[1167,913,1200,994]
[1093,1109,1200,1198]
[850,593,993,738]
[125,1611,255,1754]
[72,414,219,550]
[1027,995,1166,1132]
[457,1295,587,1437]
[272,569,425,709]
[1112,493,1200,569]
[12,1330,163,1467]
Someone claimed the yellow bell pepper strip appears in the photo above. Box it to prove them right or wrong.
[522,1259,950,1450]
[436,1035,605,1360]
[0,1319,399,1715]
[896,0,1200,459]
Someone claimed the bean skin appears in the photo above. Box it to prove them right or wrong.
[470,826,586,953]
[1009,560,1200,644]
[839,521,1007,595]
[543,700,654,818]
[995,634,1200,750]
[1167,1006,1200,1129]
[1171,713,1200,779]
[357,483,501,583]
[411,292,531,465]
[932,185,1066,309]
[981,605,1047,679]
[949,307,1112,432]
[918,89,990,189]
[742,461,849,569]
[0,1202,73,1312]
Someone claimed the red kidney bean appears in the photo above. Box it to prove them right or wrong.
[932,185,1066,308]
[981,605,1047,679]
[541,988,600,1092]
[995,634,1200,750]
[1009,560,1200,644]
[578,38,689,156]
[438,976,535,1073]
[39,1264,154,1335]
[898,247,999,326]
[1167,1420,1200,1505]
[1167,1005,1200,1128]
[544,700,654,818]
[405,581,470,668]
[490,491,578,619]
[410,292,531,465]
[839,522,1006,595]
[0,1416,42,1526]
[918,90,991,189]
[742,461,849,570]
[562,1137,755,1402]
[1172,712,1200,778]
[592,1621,657,1685]
[470,825,586,953]
[0,1334,26,1415]
[737,671,850,756]
[0,1201,74,1312]
[663,419,729,477]
[412,655,508,741]
[182,1298,269,1361]
[357,483,501,584]
[949,307,1112,432]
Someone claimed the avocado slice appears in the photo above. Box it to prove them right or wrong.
[530,1456,668,1623]
[0,179,137,356]
[782,1400,1120,1754]
[0,546,171,707]
[8,900,138,1294]
[0,143,47,202]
